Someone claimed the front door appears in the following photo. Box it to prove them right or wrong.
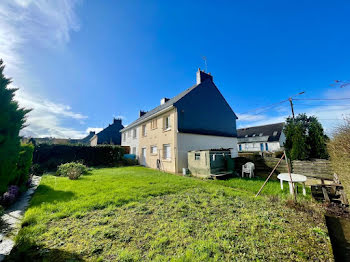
[141,147,146,166]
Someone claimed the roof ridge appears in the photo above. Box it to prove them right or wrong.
[237,122,284,130]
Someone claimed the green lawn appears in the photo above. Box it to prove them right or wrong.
[8,167,332,261]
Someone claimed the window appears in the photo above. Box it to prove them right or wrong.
[195,153,200,160]
[123,133,126,142]
[265,143,268,151]
[151,119,157,129]
[252,134,256,137]
[151,145,157,155]
[133,128,137,138]
[142,124,147,136]
[260,143,264,151]
[259,133,263,137]
[127,130,131,138]
[239,144,242,151]
[163,144,171,160]
[273,131,278,136]
[245,135,248,138]
[163,115,171,130]
[132,147,136,155]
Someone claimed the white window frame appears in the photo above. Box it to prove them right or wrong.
[163,144,171,160]
[142,124,147,137]
[163,115,171,131]
[133,128,137,139]
[132,147,136,155]
[150,145,157,155]
[195,153,200,160]
[123,133,126,142]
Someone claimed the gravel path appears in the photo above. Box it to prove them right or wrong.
[0,176,41,261]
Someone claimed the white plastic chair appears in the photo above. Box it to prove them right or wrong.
[242,162,255,178]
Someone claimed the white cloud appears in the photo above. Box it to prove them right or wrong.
[0,0,84,138]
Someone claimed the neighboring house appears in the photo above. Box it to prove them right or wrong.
[237,122,285,152]
[90,118,124,146]
[120,69,238,173]
[23,132,96,146]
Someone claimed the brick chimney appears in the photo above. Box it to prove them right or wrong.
[139,110,147,117]
[160,97,170,105]
[89,131,95,135]
[196,68,213,84]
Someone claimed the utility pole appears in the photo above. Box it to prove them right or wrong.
[288,91,305,120]
[289,98,295,119]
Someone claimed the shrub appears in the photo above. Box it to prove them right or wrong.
[14,144,34,190]
[121,158,139,166]
[33,144,125,171]
[328,118,350,197]
[56,162,88,180]
[0,185,20,207]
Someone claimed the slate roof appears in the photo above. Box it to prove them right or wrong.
[96,119,124,145]
[121,82,200,131]
[237,122,284,142]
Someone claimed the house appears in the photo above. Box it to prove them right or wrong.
[23,132,95,146]
[237,122,285,152]
[90,118,124,146]
[121,69,238,173]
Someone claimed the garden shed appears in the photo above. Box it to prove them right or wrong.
[188,149,236,178]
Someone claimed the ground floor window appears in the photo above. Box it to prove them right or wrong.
[260,143,264,151]
[151,145,157,155]
[265,143,268,151]
[132,147,136,155]
[239,144,242,151]
[163,144,171,160]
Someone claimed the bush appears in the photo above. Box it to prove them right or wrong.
[121,158,139,166]
[33,144,125,171]
[328,118,350,197]
[56,162,88,180]
[0,185,20,207]
[14,144,34,190]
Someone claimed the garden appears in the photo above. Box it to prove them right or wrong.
[6,166,333,261]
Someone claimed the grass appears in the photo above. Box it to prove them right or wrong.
[8,167,332,261]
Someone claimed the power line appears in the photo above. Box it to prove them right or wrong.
[294,98,350,101]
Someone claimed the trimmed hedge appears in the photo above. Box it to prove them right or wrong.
[15,144,34,190]
[33,144,125,171]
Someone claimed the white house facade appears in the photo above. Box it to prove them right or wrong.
[237,123,285,153]
[121,126,139,156]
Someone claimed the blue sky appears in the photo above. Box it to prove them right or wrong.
[1,0,350,138]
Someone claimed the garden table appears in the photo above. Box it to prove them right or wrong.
[277,173,307,196]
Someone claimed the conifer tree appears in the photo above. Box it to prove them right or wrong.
[0,59,30,194]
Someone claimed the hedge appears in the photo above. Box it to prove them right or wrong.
[33,144,126,171]
[15,144,34,190]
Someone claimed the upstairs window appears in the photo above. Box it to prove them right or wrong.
[259,133,263,137]
[151,119,157,129]
[245,135,248,138]
[133,128,137,138]
[123,133,126,142]
[127,130,131,138]
[163,115,171,130]
[252,134,256,137]
[142,124,147,137]
[273,131,278,136]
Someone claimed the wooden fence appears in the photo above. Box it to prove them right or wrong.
[236,153,333,180]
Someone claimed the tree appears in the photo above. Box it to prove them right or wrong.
[0,59,30,194]
[284,113,328,160]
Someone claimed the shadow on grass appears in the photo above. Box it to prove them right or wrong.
[29,185,75,207]
[5,242,85,262]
